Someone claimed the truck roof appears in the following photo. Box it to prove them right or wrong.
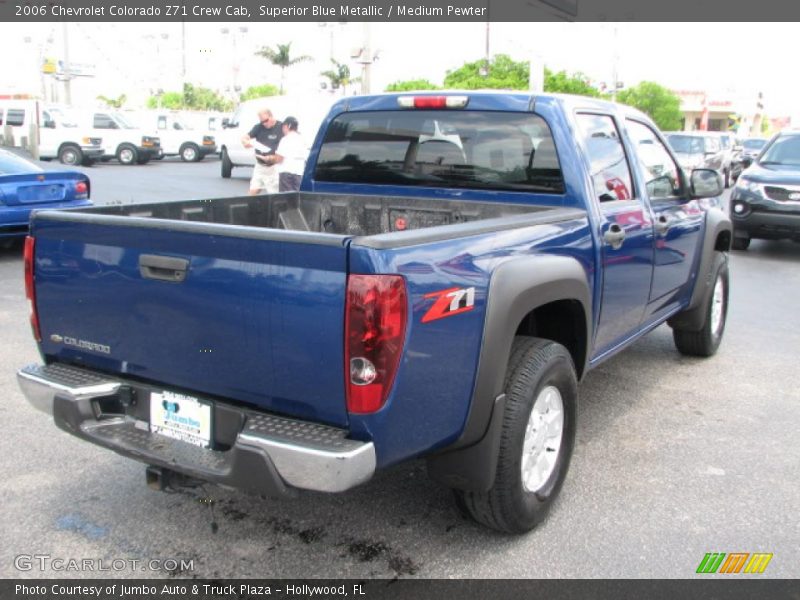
[331,90,654,128]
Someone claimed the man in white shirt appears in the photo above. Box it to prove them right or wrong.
[268,116,308,192]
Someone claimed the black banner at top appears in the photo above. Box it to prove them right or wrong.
[3,0,800,22]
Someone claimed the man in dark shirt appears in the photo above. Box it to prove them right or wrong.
[241,108,283,195]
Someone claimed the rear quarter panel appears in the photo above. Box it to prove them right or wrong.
[348,213,593,468]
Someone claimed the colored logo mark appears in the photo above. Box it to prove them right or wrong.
[696,552,773,574]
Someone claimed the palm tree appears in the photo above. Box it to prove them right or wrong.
[255,42,311,94]
[320,60,359,96]
[96,94,127,109]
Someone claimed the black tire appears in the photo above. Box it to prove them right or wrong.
[58,144,83,166]
[180,143,201,162]
[221,148,233,178]
[673,252,729,357]
[732,236,750,251]
[723,168,730,189]
[117,144,138,166]
[454,337,578,534]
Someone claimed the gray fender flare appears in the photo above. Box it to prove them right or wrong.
[427,254,592,492]
[668,209,732,332]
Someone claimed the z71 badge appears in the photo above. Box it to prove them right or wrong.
[421,286,476,323]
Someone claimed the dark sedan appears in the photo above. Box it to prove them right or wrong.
[730,131,800,250]
[0,148,92,244]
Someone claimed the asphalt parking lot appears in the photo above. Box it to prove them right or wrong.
[0,158,798,579]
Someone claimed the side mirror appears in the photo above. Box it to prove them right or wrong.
[741,156,753,168]
[221,118,231,129]
[43,119,56,129]
[690,169,723,198]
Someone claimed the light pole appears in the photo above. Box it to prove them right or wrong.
[221,26,248,102]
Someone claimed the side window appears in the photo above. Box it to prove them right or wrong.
[7,109,25,126]
[93,114,116,129]
[626,120,682,199]
[576,113,633,202]
[157,116,167,130]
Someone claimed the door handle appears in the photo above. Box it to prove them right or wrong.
[655,215,671,236]
[139,254,189,283]
[603,223,626,250]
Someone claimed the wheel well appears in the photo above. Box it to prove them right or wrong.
[715,230,731,251]
[514,299,587,378]
[57,142,79,153]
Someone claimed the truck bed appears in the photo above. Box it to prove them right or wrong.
[60,192,557,241]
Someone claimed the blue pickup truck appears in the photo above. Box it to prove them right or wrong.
[17,93,731,533]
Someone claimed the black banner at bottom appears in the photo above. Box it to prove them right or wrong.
[4,579,799,600]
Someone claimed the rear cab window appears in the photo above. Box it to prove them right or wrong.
[313,111,564,194]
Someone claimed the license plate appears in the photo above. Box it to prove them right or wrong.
[150,390,212,448]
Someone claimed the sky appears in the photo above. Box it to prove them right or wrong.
[0,21,794,120]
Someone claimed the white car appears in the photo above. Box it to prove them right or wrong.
[218,94,335,179]
[0,100,105,166]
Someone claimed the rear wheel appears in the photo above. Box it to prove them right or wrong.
[117,144,138,166]
[180,143,200,162]
[454,337,578,533]
[221,148,233,178]
[673,252,729,357]
[58,144,82,166]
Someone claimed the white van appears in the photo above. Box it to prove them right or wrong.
[217,95,335,179]
[0,100,105,166]
[75,111,162,166]
[134,112,217,162]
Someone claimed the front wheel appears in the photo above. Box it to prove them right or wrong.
[117,144,138,166]
[180,143,200,162]
[673,252,729,357]
[732,235,750,251]
[454,337,578,534]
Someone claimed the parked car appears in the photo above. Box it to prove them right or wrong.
[713,132,742,185]
[666,132,727,186]
[740,137,768,166]
[17,93,730,534]
[73,110,162,165]
[730,130,800,250]
[133,112,217,162]
[218,94,334,178]
[0,100,105,166]
[0,147,91,243]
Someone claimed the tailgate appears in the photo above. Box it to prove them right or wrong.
[31,215,350,427]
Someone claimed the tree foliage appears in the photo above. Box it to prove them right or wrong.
[443,54,529,90]
[385,79,440,92]
[255,42,311,93]
[146,84,233,112]
[240,84,280,101]
[616,82,683,131]
[320,59,359,95]
[96,94,127,109]
[544,70,601,97]
[442,55,602,99]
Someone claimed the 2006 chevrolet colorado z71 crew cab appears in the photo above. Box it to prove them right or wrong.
[17,93,731,533]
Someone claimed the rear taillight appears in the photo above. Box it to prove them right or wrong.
[345,274,407,414]
[24,236,41,342]
[75,180,89,198]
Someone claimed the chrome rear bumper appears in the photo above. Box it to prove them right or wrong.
[17,363,375,495]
